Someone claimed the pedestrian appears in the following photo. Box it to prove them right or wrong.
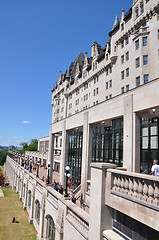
[41,176,45,182]
[72,194,76,204]
[150,160,159,176]
[59,184,63,195]
[68,178,71,189]
[52,180,56,189]
[29,162,32,173]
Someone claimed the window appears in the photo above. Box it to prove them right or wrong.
[121,87,125,94]
[106,82,108,90]
[60,139,62,147]
[140,3,144,14]
[157,29,159,40]
[55,137,58,148]
[106,96,108,101]
[109,80,112,88]
[69,103,72,109]
[144,74,149,84]
[136,76,140,87]
[106,53,108,61]
[126,84,130,91]
[94,89,96,96]
[35,201,40,225]
[96,101,98,104]
[46,216,55,240]
[136,57,140,68]
[109,94,112,99]
[121,23,124,31]
[143,37,147,46]
[126,68,129,77]
[121,40,124,49]
[106,68,108,76]
[143,55,148,65]
[121,55,124,64]
[114,46,117,52]
[96,88,98,95]
[157,11,159,20]
[126,51,129,61]
[121,70,124,80]
[135,7,139,18]
[28,191,31,209]
[110,66,112,74]
[126,36,129,45]
[135,39,139,50]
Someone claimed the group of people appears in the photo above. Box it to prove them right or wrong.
[52,180,76,204]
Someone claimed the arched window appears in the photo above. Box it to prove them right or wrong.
[35,200,40,225]
[28,191,31,209]
[46,216,55,240]
[23,184,25,198]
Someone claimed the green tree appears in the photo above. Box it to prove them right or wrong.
[27,139,38,151]
[20,139,38,153]
[0,149,8,165]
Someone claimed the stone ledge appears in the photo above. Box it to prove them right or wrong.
[103,230,124,240]
[90,162,117,170]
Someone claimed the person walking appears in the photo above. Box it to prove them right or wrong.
[150,160,159,176]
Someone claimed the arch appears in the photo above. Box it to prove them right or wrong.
[35,199,40,225]
[46,215,55,240]
[23,183,26,198]
[28,190,31,208]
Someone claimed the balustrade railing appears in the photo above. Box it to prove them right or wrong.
[110,169,159,209]
[66,209,89,239]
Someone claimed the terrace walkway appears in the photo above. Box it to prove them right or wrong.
[0,186,37,240]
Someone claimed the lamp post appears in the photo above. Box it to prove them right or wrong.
[64,166,71,197]
[47,162,51,184]
[36,159,40,178]
[25,156,27,169]
[29,157,32,173]
[19,154,21,164]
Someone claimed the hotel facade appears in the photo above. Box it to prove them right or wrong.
[49,0,159,193]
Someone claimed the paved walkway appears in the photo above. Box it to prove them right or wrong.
[0,188,4,197]
[32,167,60,184]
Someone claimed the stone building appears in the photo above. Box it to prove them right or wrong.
[4,1,159,240]
[49,0,159,196]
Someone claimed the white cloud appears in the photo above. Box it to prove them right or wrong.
[22,120,31,124]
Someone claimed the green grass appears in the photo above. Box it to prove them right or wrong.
[0,187,37,240]
[0,166,3,173]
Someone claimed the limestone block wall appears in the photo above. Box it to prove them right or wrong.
[5,156,89,240]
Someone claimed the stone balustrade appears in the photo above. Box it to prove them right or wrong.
[109,169,159,210]
[66,209,89,239]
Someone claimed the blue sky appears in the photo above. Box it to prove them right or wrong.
[0,0,132,147]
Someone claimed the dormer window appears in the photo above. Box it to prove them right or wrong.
[140,2,144,14]
[135,7,139,19]
[121,23,124,31]
[125,36,129,45]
